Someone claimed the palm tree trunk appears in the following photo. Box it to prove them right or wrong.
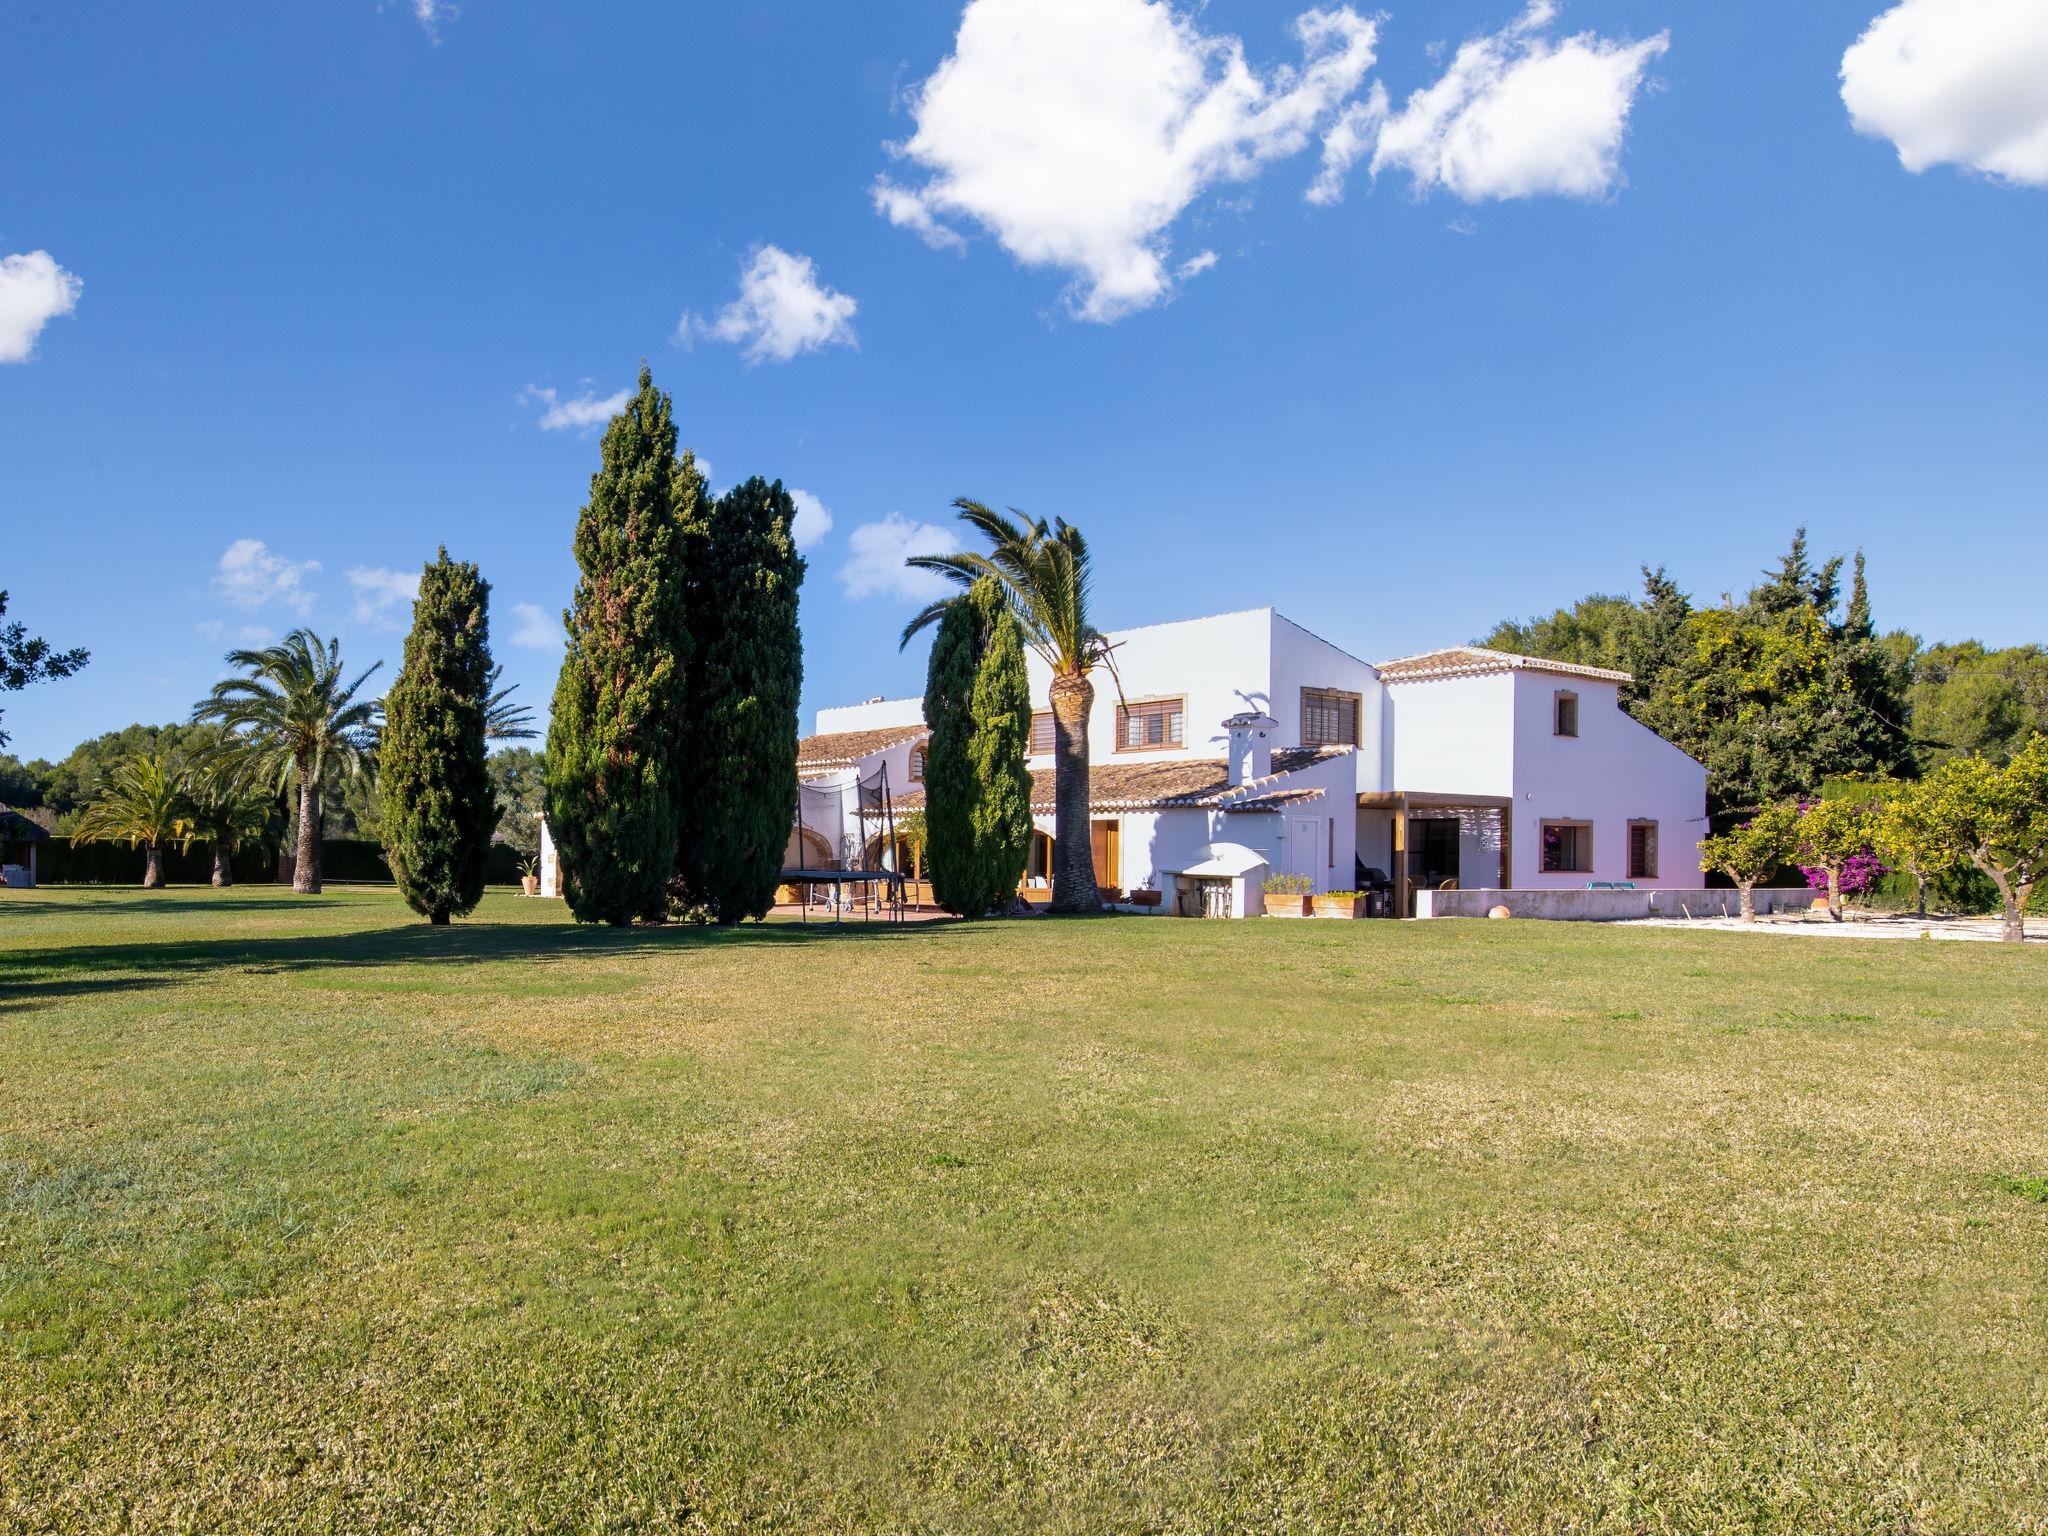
[212,844,234,888]
[142,843,165,890]
[295,769,322,895]
[1048,672,1097,914]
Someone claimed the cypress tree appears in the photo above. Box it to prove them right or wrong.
[921,592,980,916]
[544,368,701,925]
[380,548,494,924]
[964,576,1033,908]
[674,476,806,922]
[921,577,1031,916]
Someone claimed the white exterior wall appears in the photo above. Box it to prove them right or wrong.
[1386,673,1517,798]
[815,696,925,735]
[1508,672,1708,889]
[1270,614,1388,792]
[1025,608,1272,764]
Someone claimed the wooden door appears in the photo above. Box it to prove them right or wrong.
[1089,819,1119,891]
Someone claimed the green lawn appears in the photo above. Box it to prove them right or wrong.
[2,888,2045,1533]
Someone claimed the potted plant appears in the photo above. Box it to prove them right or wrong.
[1313,889,1366,919]
[1262,872,1314,917]
[518,853,540,897]
[1128,888,1163,909]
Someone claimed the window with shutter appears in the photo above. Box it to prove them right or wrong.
[1628,820,1658,880]
[1554,691,1579,738]
[1300,688,1361,747]
[1029,711,1055,755]
[1114,697,1186,753]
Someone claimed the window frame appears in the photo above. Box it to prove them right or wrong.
[1300,686,1363,748]
[1553,689,1580,739]
[1539,819,1594,875]
[1627,819,1659,881]
[1113,694,1188,754]
[907,742,928,783]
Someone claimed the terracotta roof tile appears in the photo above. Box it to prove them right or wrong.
[895,748,1345,814]
[797,723,928,775]
[1374,645,1630,684]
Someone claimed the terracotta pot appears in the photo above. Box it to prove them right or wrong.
[1128,888,1163,908]
[522,875,540,897]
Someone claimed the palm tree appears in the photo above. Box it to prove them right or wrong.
[182,764,277,888]
[70,753,192,889]
[193,630,380,894]
[484,664,538,741]
[901,500,1116,913]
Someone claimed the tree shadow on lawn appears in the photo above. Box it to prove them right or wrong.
[1,894,355,918]
[0,917,951,1012]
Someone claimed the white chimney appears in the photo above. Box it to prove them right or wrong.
[1224,711,1279,786]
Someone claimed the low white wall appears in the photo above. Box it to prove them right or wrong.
[1414,886,1811,921]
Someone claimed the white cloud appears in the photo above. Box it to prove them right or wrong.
[789,489,834,550]
[1364,2,1669,203]
[412,0,454,41]
[196,621,274,646]
[0,251,83,364]
[508,602,559,651]
[214,539,319,618]
[681,245,858,364]
[838,515,958,602]
[1841,0,2048,188]
[875,0,1380,322]
[523,384,629,433]
[347,565,420,628]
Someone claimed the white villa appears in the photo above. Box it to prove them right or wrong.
[797,607,1708,918]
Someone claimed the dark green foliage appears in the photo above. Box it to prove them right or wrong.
[544,368,701,926]
[921,592,980,915]
[0,753,47,808]
[1485,532,1915,816]
[33,723,215,822]
[0,589,89,749]
[380,549,495,924]
[1905,640,2048,767]
[674,477,806,923]
[921,577,1032,916]
[965,578,1034,904]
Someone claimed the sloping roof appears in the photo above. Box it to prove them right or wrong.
[1374,646,1631,685]
[0,809,51,842]
[796,723,928,775]
[895,748,1345,815]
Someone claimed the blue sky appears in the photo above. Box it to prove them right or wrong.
[3,0,2044,762]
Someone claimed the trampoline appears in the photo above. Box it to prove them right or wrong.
[782,760,907,924]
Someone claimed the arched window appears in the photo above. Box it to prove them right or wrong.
[909,743,928,782]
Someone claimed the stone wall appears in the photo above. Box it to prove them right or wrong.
[1414,886,1811,922]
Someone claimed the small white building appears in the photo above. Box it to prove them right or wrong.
[800,608,1708,916]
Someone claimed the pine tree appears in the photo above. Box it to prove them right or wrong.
[921,577,1031,916]
[674,476,805,923]
[544,368,700,926]
[380,548,495,923]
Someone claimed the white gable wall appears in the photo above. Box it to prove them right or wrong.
[1025,608,1273,764]
[1271,613,1387,791]
[1385,672,1517,798]
[1509,672,1707,888]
